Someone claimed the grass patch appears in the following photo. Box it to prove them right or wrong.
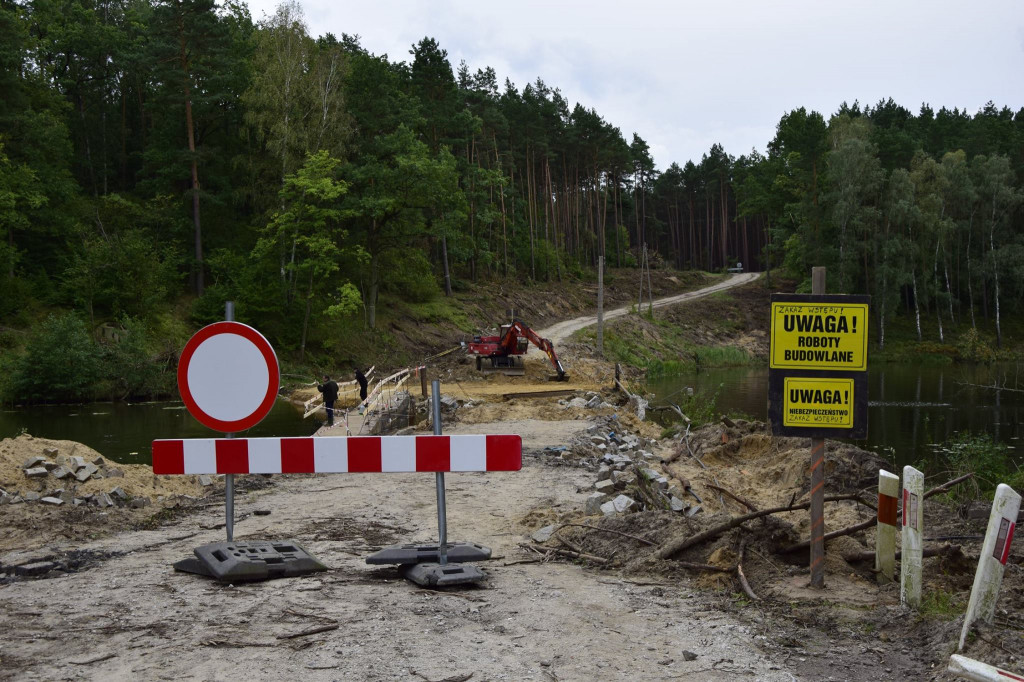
[919,589,965,620]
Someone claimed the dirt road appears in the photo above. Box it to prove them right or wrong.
[0,418,794,681]
[539,271,761,345]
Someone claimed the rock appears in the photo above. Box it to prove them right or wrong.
[669,496,687,512]
[596,465,612,481]
[41,460,58,470]
[594,480,615,495]
[74,463,99,482]
[610,494,638,513]
[95,492,114,508]
[682,650,698,661]
[15,561,57,577]
[22,456,45,470]
[51,466,72,480]
[109,487,128,502]
[611,470,635,490]
[655,477,670,490]
[42,447,58,457]
[585,395,602,409]
[9,495,24,504]
[532,525,557,543]
[686,504,703,517]
[104,467,124,478]
[129,497,150,509]
[198,474,214,487]
[567,397,588,409]
[599,500,617,516]
[596,443,607,451]
[24,467,48,478]
[39,496,63,505]
[72,498,85,507]
[590,435,607,444]
[585,493,606,515]
[69,456,87,471]
[23,491,42,502]
[91,456,105,466]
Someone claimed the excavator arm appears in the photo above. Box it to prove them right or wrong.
[500,320,567,381]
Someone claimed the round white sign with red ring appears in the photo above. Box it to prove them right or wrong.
[177,321,280,433]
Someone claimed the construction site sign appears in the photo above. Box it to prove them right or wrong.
[782,377,855,429]
[768,292,870,439]
[770,295,870,371]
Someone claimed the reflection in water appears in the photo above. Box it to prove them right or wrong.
[646,363,1024,468]
[0,398,317,465]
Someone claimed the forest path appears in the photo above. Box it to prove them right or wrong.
[539,271,761,345]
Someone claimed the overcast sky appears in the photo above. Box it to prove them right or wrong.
[243,0,1024,171]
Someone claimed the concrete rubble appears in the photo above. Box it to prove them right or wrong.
[9,445,179,510]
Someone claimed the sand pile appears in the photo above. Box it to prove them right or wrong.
[0,434,207,503]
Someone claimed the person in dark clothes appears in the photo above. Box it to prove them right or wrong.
[317,374,339,427]
[354,367,368,401]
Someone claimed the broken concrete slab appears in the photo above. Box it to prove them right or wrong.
[69,456,87,471]
[610,495,638,513]
[15,561,57,576]
[51,466,72,480]
[39,496,63,505]
[585,395,602,409]
[670,496,687,512]
[91,455,105,466]
[129,497,150,509]
[198,474,213,487]
[104,467,124,478]
[109,487,128,501]
[585,493,606,516]
[95,492,114,508]
[24,467,48,478]
[41,460,58,470]
[42,447,58,457]
[74,463,99,482]
[22,456,45,470]
[594,480,615,495]
[23,492,40,502]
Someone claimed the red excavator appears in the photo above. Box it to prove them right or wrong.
[465,319,567,381]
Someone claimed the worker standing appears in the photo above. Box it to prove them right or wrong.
[317,375,339,427]
[355,367,368,400]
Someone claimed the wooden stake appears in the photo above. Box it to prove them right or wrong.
[876,469,900,583]
[808,265,827,588]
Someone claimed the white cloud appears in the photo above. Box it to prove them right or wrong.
[243,0,1024,170]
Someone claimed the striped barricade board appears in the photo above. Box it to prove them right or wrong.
[152,435,522,475]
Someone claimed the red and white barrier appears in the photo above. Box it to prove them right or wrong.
[959,483,1021,650]
[876,469,900,583]
[152,435,522,475]
[901,465,924,608]
[949,653,1024,682]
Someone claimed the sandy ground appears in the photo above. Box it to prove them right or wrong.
[0,417,795,682]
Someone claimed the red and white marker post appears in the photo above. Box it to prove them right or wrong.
[959,483,1021,651]
[949,653,1024,681]
[876,469,900,583]
[901,465,924,608]
[176,303,279,540]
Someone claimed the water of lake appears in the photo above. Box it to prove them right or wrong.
[645,363,1024,468]
[0,398,319,465]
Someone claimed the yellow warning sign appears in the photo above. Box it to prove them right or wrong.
[783,377,855,429]
[770,300,869,371]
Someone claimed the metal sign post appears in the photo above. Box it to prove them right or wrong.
[432,380,449,567]
[224,301,235,541]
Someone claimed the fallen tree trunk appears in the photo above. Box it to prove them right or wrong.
[655,494,872,560]
[842,543,962,563]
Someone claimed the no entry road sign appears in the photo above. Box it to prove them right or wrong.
[178,321,280,433]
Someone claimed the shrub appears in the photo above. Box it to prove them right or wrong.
[11,313,102,402]
[380,249,439,303]
[956,328,995,363]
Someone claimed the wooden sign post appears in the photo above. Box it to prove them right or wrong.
[768,267,870,588]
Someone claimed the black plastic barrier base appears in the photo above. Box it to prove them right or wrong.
[174,539,327,583]
[402,562,487,586]
[365,542,491,566]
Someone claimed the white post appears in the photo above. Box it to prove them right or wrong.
[901,465,924,608]
[949,653,1023,681]
[958,483,1021,651]
[876,470,900,583]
